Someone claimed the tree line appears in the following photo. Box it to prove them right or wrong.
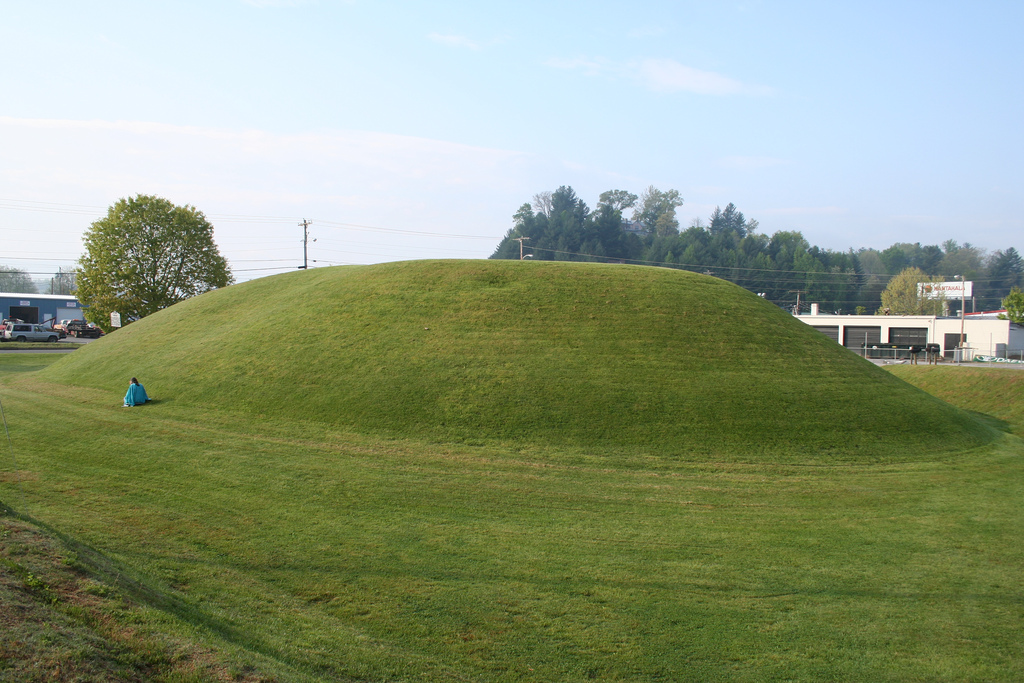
[0,266,76,295]
[490,186,1024,314]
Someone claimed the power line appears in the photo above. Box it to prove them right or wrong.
[1,197,1018,289]
[0,198,502,240]
[523,244,1021,284]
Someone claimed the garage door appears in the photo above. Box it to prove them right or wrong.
[56,307,83,323]
[843,326,881,350]
[9,306,39,324]
[811,326,839,342]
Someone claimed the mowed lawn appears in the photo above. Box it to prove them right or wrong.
[887,364,1024,437]
[2,355,1023,681]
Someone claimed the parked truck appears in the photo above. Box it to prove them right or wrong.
[65,319,103,338]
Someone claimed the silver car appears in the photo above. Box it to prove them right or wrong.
[2,323,60,343]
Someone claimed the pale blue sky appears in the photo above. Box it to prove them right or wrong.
[1,1,1021,282]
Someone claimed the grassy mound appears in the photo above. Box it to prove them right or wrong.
[42,260,993,460]
[887,364,1024,437]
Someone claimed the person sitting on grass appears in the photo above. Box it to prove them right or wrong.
[123,377,149,407]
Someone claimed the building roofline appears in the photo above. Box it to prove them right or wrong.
[0,292,80,301]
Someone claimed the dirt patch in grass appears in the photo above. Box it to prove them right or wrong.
[0,513,274,682]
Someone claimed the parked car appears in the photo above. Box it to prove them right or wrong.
[1,323,60,343]
[0,320,20,339]
[65,320,103,338]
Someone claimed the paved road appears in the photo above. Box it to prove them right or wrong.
[871,359,1024,370]
[0,347,80,353]
[0,339,90,353]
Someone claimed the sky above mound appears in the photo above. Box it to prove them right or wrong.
[2,2,1021,283]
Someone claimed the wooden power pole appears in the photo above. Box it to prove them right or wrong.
[513,236,530,260]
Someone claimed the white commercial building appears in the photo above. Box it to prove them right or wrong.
[796,307,1024,360]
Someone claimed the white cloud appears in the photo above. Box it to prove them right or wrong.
[637,59,771,96]
[0,117,542,275]
[428,33,481,50]
[0,117,527,196]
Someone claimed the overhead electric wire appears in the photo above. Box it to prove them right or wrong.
[312,218,497,240]
[1,198,502,241]
[231,266,298,273]
[523,244,1018,285]
[0,256,80,262]
[2,197,1018,293]
[0,198,106,216]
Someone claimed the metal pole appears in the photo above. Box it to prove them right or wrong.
[959,277,966,351]
[955,275,965,363]
[299,219,311,269]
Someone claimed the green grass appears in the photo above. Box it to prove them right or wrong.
[0,262,1020,680]
[40,261,994,461]
[1,370,1022,681]
[886,365,1024,436]
[0,513,263,683]
[0,353,70,374]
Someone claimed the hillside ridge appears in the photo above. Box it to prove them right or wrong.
[43,260,995,460]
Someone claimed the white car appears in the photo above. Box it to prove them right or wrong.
[2,323,60,343]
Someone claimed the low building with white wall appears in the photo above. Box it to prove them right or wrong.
[796,309,1024,360]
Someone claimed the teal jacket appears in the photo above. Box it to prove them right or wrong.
[124,383,149,407]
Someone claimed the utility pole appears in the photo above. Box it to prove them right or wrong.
[957,274,966,361]
[513,236,530,260]
[789,290,806,315]
[298,219,312,269]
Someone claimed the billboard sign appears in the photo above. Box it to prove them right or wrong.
[919,281,972,300]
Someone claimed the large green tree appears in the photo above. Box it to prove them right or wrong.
[77,195,233,329]
[878,267,945,315]
[597,189,638,213]
[999,287,1024,324]
[633,186,683,236]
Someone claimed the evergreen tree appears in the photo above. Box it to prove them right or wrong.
[490,187,1018,317]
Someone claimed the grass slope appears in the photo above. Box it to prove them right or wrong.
[0,514,270,683]
[1,355,1022,681]
[41,260,993,461]
[887,365,1024,437]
